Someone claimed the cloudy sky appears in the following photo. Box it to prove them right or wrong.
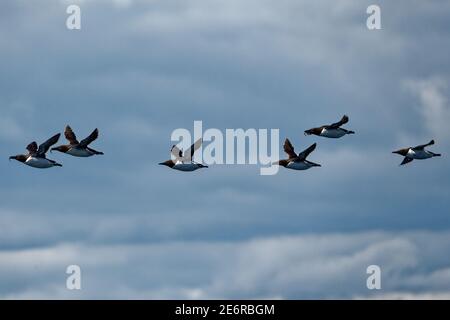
[1,0,450,299]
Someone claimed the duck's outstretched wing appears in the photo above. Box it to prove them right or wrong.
[298,143,317,161]
[184,138,202,161]
[26,141,38,155]
[64,126,79,145]
[283,138,297,159]
[79,128,99,148]
[413,140,435,150]
[171,145,183,160]
[329,115,349,129]
[37,133,61,156]
[400,157,414,166]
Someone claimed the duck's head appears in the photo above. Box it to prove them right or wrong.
[272,159,288,167]
[158,160,175,168]
[9,155,27,163]
[392,148,409,156]
[304,127,322,136]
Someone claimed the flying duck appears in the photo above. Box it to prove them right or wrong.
[273,138,321,170]
[51,126,104,157]
[304,115,355,138]
[159,139,208,171]
[9,133,62,169]
[393,140,441,165]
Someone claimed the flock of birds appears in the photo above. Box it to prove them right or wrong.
[9,126,103,168]
[158,115,441,171]
[9,116,442,171]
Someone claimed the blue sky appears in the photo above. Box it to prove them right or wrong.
[1,0,450,299]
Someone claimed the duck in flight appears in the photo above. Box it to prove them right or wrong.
[9,133,62,169]
[51,126,104,157]
[393,140,441,166]
[159,139,208,171]
[304,115,355,138]
[273,138,321,170]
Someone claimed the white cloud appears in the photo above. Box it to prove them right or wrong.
[404,77,450,141]
[2,230,450,299]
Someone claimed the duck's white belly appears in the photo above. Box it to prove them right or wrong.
[286,161,311,170]
[321,128,346,138]
[408,149,432,159]
[173,163,201,172]
[67,148,93,157]
[25,157,54,168]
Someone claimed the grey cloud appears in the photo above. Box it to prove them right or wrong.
[403,77,450,143]
[2,231,450,299]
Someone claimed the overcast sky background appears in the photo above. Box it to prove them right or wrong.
[1,0,450,299]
